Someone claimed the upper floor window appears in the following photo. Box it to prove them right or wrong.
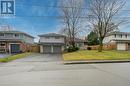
[14,34,19,37]
[119,34,122,38]
[55,37,60,39]
[125,35,127,38]
[0,33,4,37]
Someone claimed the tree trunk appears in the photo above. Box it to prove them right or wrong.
[98,43,103,52]
[98,38,103,52]
[72,33,75,48]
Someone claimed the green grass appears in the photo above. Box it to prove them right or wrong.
[0,53,32,62]
[63,50,130,61]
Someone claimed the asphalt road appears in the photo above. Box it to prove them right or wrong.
[0,54,130,86]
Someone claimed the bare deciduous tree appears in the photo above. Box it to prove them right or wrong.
[60,0,85,48]
[88,0,126,52]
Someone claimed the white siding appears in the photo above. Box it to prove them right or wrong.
[40,37,65,43]
[103,34,130,44]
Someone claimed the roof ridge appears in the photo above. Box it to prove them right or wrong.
[38,33,65,37]
[0,30,34,38]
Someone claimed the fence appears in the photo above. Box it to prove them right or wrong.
[83,43,116,50]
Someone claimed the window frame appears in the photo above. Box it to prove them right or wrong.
[0,33,5,37]
[14,34,20,37]
[55,36,60,39]
[114,34,116,38]
[44,37,50,39]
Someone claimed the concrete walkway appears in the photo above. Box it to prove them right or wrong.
[0,54,130,86]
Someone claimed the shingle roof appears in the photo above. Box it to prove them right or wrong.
[0,30,34,38]
[38,33,65,37]
[38,33,85,42]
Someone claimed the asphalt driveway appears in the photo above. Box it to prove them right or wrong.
[13,53,63,62]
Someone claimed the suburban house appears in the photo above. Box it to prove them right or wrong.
[38,33,86,54]
[103,31,130,51]
[38,33,66,54]
[0,31,34,53]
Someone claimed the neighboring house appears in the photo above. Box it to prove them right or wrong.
[0,31,34,53]
[65,37,85,48]
[38,33,66,54]
[103,31,130,51]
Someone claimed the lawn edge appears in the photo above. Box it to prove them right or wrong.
[0,53,32,63]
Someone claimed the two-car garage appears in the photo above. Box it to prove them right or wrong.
[41,45,62,54]
[38,33,65,54]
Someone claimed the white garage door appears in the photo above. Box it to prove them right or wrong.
[42,45,62,54]
[43,45,52,54]
[53,45,62,54]
[117,43,126,50]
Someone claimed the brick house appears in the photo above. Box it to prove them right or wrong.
[65,37,85,48]
[0,31,34,53]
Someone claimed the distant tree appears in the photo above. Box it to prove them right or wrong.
[87,31,99,46]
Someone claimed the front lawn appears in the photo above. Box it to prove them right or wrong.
[0,53,32,62]
[63,50,130,61]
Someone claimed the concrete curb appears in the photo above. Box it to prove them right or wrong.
[63,60,130,64]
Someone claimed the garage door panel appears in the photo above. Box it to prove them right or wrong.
[117,43,126,50]
[42,45,62,54]
[53,45,62,54]
[43,45,51,54]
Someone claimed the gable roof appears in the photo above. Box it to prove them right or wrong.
[0,30,34,38]
[38,33,65,37]
[38,33,85,42]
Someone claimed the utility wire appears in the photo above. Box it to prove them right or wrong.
[15,2,130,12]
